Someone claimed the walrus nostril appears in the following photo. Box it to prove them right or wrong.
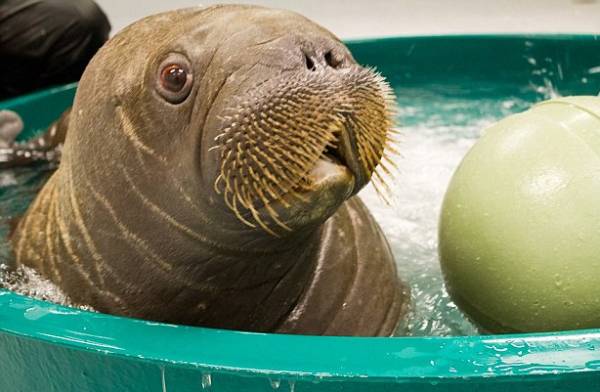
[324,51,341,69]
[304,54,316,71]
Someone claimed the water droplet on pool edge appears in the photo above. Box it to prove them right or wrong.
[269,378,281,389]
[201,373,212,389]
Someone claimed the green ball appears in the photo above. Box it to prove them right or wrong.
[439,96,600,333]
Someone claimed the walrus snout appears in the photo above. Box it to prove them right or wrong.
[212,65,397,235]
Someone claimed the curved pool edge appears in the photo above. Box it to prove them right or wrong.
[1,290,600,382]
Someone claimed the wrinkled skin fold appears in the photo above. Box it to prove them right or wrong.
[10,5,410,336]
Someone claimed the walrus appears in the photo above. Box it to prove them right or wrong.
[8,5,409,336]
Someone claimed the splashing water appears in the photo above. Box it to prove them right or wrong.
[358,85,548,336]
[360,121,482,336]
[0,80,554,336]
[1,264,75,307]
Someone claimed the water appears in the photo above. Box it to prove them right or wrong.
[358,82,554,336]
[0,80,557,336]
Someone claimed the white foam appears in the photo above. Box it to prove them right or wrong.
[0,264,94,311]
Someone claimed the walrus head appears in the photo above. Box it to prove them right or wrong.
[213,63,397,236]
[67,5,397,241]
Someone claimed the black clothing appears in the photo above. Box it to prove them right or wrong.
[0,0,110,100]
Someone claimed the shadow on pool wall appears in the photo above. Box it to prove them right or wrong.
[1,35,600,392]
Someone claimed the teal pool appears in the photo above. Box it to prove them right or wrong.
[1,35,600,391]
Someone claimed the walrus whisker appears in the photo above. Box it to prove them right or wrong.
[247,150,300,193]
[356,139,382,173]
[355,144,379,174]
[378,159,396,178]
[254,185,279,218]
[258,175,282,203]
[214,65,399,234]
[213,173,224,195]
[213,133,227,142]
[251,163,300,207]
[245,196,281,237]
[371,170,396,201]
[242,185,257,211]
[266,141,318,165]
[252,115,329,154]
[224,182,255,224]
[382,151,400,170]
[231,196,257,228]
[234,178,250,210]
[254,123,321,163]
[254,185,292,233]
[248,152,310,208]
[222,186,234,208]
[383,142,401,156]
[253,146,311,180]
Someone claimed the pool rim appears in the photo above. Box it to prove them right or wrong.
[2,289,600,381]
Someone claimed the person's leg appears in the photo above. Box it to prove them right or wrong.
[0,0,110,100]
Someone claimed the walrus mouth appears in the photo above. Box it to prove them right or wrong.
[213,66,399,235]
[320,120,365,190]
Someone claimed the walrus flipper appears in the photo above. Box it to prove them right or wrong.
[0,108,70,169]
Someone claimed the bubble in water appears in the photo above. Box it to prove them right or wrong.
[269,378,281,389]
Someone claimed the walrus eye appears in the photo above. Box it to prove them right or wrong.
[156,54,193,104]
[162,65,187,91]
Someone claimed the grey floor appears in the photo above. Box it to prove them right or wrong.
[96,0,600,39]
